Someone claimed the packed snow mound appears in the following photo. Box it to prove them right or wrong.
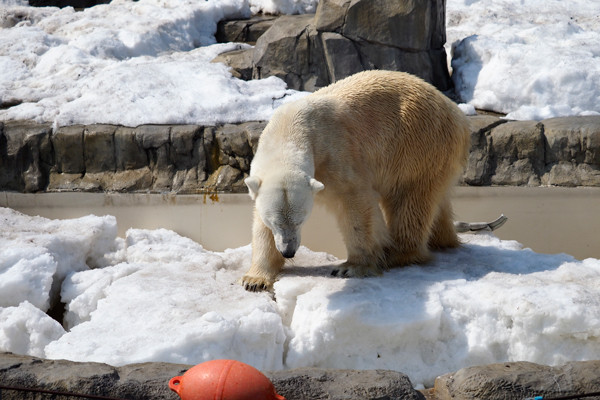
[446,0,600,120]
[2,208,600,387]
[0,0,305,127]
[1,0,599,126]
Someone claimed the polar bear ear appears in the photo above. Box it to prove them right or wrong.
[309,178,324,193]
[245,176,262,200]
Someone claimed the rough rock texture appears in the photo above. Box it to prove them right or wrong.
[460,115,600,187]
[433,361,600,400]
[0,121,266,194]
[216,0,451,92]
[1,116,599,193]
[0,353,424,400]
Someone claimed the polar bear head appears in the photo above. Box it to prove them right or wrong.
[245,173,324,258]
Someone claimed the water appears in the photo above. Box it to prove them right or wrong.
[2,187,599,260]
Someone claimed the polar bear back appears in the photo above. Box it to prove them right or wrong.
[284,70,471,192]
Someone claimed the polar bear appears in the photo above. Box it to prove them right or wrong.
[242,70,471,291]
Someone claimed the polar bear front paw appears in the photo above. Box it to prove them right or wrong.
[331,262,382,278]
[241,275,273,292]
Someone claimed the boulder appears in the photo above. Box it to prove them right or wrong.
[218,0,452,92]
[252,14,328,91]
[434,361,600,400]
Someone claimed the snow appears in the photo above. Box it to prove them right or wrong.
[446,0,600,120]
[2,207,600,387]
[0,0,598,126]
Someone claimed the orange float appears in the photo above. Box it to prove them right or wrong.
[169,359,285,400]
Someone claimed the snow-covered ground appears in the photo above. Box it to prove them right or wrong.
[2,207,600,387]
[0,0,598,127]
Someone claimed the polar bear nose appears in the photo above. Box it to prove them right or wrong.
[278,238,298,258]
[281,248,296,258]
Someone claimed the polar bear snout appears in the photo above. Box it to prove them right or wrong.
[281,246,296,259]
[274,230,300,259]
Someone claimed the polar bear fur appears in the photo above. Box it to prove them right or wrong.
[242,70,471,291]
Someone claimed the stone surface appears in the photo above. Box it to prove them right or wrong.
[252,14,328,92]
[217,0,452,92]
[216,15,278,45]
[0,121,52,192]
[211,48,254,80]
[52,125,85,174]
[489,120,544,186]
[84,124,117,173]
[0,353,424,400]
[1,116,599,193]
[433,361,600,400]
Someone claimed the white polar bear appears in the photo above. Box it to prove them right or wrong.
[242,70,471,291]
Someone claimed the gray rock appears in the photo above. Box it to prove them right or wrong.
[216,15,278,44]
[234,0,452,91]
[52,125,85,173]
[267,368,425,400]
[321,32,363,82]
[205,164,245,192]
[434,361,600,400]
[212,48,255,80]
[2,116,599,193]
[0,352,186,400]
[314,0,349,32]
[542,162,600,187]
[1,120,52,192]
[252,14,328,91]
[489,120,544,186]
[108,168,154,192]
[114,126,148,171]
[169,125,203,169]
[240,121,267,153]
[543,115,600,165]
[0,353,424,400]
[47,172,84,191]
[135,125,170,149]
[461,116,505,186]
[83,124,117,173]
[342,0,435,51]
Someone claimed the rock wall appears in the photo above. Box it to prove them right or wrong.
[1,115,599,194]
[0,352,423,400]
[214,0,452,92]
[2,353,600,400]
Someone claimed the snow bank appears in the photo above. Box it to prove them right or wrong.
[0,0,304,127]
[2,208,600,387]
[1,0,598,126]
[446,0,600,120]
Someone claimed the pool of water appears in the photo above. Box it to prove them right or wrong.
[2,186,599,260]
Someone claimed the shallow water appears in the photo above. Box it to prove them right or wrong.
[2,187,599,260]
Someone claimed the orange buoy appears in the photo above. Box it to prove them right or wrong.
[168,359,285,400]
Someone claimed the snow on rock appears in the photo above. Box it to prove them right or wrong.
[2,208,600,387]
[446,0,600,120]
[0,0,303,127]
